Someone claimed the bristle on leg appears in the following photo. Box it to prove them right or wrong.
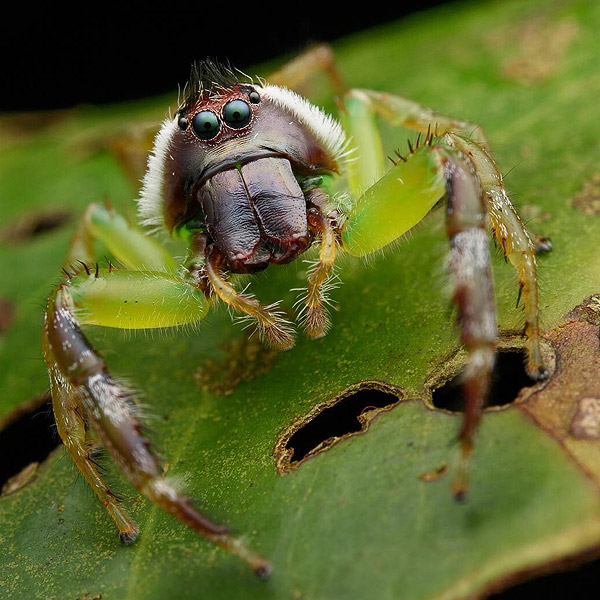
[297,209,338,339]
[206,245,296,350]
[444,152,497,501]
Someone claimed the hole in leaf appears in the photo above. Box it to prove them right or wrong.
[489,555,600,599]
[1,209,72,243]
[0,393,59,494]
[278,382,402,472]
[431,349,537,412]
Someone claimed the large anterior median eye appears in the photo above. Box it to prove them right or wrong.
[223,100,251,129]
[192,111,220,140]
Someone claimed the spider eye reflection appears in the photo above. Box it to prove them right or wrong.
[223,100,251,129]
[192,110,220,140]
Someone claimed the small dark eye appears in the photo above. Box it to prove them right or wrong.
[178,115,188,129]
[248,90,260,104]
[223,100,251,129]
[192,110,220,140]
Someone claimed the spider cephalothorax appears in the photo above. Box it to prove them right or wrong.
[139,62,347,275]
[42,48,549,579]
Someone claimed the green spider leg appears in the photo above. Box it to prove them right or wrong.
[64,200,178,273]
[335,88,548,497]
[43,203,271,577]
[340,87,546,379]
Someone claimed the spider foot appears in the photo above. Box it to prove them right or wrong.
[217,535,273,579]
[302,304,330,339]
[534,235,553,255]
[451,446,472,502]
[256,304,296,350]
[119,527,140,546]
[528,364,550,381]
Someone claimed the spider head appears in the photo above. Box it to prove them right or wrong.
[138,60,347,273]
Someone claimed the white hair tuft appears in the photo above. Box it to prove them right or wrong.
[261,85,350,164]
[136,117,178,234]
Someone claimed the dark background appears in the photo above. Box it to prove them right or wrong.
[1,3,451,112]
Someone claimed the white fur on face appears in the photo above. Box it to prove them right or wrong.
[136,117,178,233]
[261,85,349,164]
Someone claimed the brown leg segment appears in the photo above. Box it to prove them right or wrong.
[443,152,497,500]
[42,285,271,578]
[448,134,548,380]
[47,358,139,543]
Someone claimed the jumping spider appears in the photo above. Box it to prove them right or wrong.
[42,46,549,578]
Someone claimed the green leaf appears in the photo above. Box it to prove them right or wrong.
[2,1,600,598]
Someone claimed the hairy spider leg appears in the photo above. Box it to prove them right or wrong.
[45,353,139,543]
[447,134,548,379]
[442,151,496,499]
[349,88,489,148]
[338,87,504,496]
[341,145,447,255]
[45,209,272,577]
[204,245,296,350]
[345,89,546,377]
[299,207,338,339]
[340,88,491,197]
